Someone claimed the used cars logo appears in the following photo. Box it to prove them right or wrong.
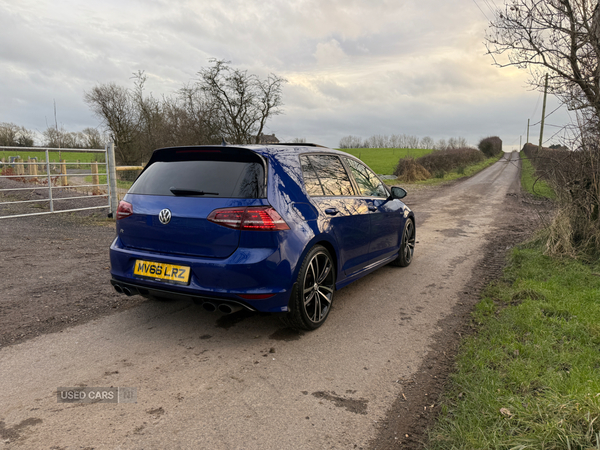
[158,209,171,224]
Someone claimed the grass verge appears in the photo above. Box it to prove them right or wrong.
[342,148,433,175]
[520,151,556,199]
[427,243,600,449]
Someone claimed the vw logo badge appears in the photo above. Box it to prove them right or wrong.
[158,209,172,225]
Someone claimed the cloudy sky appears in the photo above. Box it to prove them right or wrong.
[1,0,573,150]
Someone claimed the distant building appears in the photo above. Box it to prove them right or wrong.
[258,133,279,144]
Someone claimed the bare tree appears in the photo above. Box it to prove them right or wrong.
[486,0,600,121]
[420,136,434,149]
[43,126,67,148]
[0,123,35,147]
[81,128,106,149]
[339,135,364,148]
[435,139,448,150]
[447,137,469,149]
[197,59,286,144]
[84,82,142,164]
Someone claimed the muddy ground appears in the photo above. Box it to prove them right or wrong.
[0,172,553,449]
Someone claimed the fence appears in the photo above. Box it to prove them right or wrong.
[0,144,119,219]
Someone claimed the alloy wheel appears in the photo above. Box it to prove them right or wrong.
[302,251,335,324]
[403,220,415,264]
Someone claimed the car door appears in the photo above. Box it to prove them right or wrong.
[344,157,403,262]
[300,154,372,276]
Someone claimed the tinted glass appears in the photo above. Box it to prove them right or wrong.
[300,156,324,196]
[300,155,355,197]
[129,161,265,198]
[346,158,388,198]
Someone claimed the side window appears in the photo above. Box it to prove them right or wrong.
[346,158,388,198]
[300,155,355,197]
[300,156,324,196]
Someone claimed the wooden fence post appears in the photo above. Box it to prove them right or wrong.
[16,158,24,175]
[28,157,38,178]
[60,160,68,186]
[92,161,100,195]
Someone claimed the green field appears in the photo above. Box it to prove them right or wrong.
[0,150,105,165]
[341,148,433,175]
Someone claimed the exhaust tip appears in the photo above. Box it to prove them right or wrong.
[113,284,123,294]
[202,302,217,312]
[218,304,233,314]
[218,304,243,314]
[122,287,133,296]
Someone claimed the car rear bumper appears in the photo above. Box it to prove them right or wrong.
[109,238,294,313]
[110,278,256,313]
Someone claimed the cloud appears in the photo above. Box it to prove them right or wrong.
[314,39,347,66]
[0,0,573,150]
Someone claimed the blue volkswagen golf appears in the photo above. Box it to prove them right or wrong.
[110,143,415,330]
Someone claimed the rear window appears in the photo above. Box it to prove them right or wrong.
[129,160,265,198]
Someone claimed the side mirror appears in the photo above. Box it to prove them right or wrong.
[390,186,407,200]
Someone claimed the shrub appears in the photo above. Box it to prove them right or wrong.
[478,136,503,157]
[393,157,431,182]
[523,142,600,261]
[415,147,485,176]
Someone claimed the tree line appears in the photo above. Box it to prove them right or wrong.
[0,122,106,150]
[339,134,469,150]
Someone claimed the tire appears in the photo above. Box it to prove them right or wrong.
[280,245,335,330]
[391,218,415,267]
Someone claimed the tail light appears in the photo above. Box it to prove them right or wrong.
[116,201,133,220]
[208,207,289,231]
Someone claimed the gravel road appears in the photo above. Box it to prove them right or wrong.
[0,152,542,449]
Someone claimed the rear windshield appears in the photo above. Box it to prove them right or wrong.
[129,160,265,198]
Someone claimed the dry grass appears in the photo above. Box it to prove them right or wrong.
[393,157,431,181]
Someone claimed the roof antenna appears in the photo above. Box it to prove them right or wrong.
[221,138,229,147]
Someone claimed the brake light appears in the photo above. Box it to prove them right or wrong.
[207,207,289,231]
[116,201,133,220]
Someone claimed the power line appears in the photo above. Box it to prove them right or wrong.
[471,0,491,21]
[530,104,563,126]
[530,91,543,119]
[544,125,568,144]
[480,0,498,16]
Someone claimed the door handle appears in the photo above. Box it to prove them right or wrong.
[324,208,339,216]
[368,205,377,212]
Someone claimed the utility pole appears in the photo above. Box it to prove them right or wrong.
[527,119,530,144]
[520,135,522,149]
[538,73,549,151]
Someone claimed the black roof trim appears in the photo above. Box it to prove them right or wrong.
[267,143,327,148]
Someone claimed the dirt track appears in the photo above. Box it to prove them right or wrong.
[0,152,547,449]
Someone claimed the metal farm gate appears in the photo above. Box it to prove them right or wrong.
[0,144,119,219]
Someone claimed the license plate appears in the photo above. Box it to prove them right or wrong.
[133,260,190,285]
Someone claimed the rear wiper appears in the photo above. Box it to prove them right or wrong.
[170,188,219,196]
